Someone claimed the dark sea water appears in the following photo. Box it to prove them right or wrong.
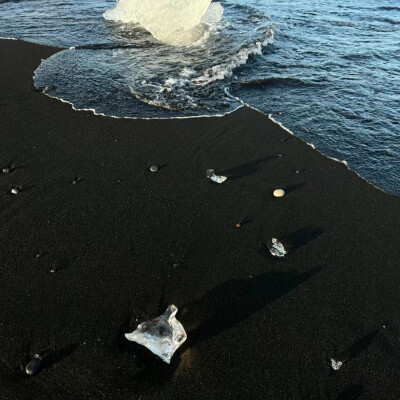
[0,0,399,194]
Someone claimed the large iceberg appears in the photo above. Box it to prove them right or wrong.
[104,0,223,46]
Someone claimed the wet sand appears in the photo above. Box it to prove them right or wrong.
[1,39,400,400]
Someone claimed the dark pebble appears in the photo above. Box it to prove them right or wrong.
[25,358,41,376]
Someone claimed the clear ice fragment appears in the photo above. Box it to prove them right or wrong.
[269,238,287,257]
[330,358,343,371]
[125,305,187,364]
[206,169,227,184]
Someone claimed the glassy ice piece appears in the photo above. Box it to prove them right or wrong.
[331,358,343,371]
[125,305,187,364]
[206,169,227,184]
[269,238,287,257]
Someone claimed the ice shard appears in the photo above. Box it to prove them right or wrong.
[125,305,187,364]
[206,169,227,184]
[330,358,343,371]
[269,238,287,257]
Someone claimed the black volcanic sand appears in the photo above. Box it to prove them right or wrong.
[1,39,400,400]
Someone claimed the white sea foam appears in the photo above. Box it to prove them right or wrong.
[267,113,388,193]
[193,29,274,86]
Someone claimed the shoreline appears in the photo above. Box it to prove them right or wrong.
[25,38,395,196]
[1,38,400,399]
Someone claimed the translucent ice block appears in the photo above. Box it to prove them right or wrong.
[104,0,217,46]
[206,169,227,184]
[269,238,287,257]
[125,305,187,364]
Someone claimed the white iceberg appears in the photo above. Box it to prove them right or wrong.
[104,0,223,46]
[125,305,187,363]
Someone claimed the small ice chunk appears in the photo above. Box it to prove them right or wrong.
[150,166,159,173]
[331,358,343,371]
[125,305,187,364]
[11,187,20,195]
[43,85,53,94]
[206,169,227,184]
[269,238,287,257]
[2,167,10,174]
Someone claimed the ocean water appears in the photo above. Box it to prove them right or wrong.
[0,0,399,194]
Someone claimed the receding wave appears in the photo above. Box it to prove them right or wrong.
[129,87,184,111]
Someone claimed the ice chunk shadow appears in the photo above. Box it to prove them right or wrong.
[335,384,363,400]
[281,227,324,252]
[111,269,320,390]
[41,343,79,370]
[333,329,379,367]
[179,267,321,347]
[284,182,306,195]
[222,156,277,180]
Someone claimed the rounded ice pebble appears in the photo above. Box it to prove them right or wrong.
[273,189,285,198]
[11,188,20,195]
[150,166,158,173]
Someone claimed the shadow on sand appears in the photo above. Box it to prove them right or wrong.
[114,267,322,391]
[222,156,277,180]
[179,267,321,347]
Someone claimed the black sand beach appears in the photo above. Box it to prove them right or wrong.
[1,39,400,399]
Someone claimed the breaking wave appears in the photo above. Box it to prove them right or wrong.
[34,2,274,116]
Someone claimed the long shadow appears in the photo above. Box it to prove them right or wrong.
[114,268,321,392]
[178,267,321,348]
[281,227,324,252]
[335,384,363,400]
[1,154,26,174]
[0,342,78,383]
[41,343,79,370]
[334,329,379,364]
[284,182,306,195]
[222,156,277,180]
